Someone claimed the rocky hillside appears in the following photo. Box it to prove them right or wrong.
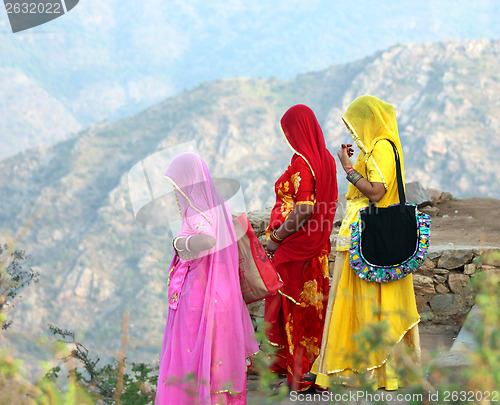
[1,39,500,372]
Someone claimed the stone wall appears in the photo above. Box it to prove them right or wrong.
[412,246,499,325]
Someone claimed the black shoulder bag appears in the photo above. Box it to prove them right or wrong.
[349,140,432,283]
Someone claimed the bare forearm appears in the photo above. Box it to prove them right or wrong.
[176,234,216,252]
[338,144,386,203]
[352,177,386,202]
[275,204,314,239]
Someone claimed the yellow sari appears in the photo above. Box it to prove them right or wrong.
[312,96,421,390]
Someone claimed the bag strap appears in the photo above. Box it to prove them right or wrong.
[368,139,405,213]
[386,139,406,212]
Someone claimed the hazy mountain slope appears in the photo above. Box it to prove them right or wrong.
[321,39,500,197]
[0,68,82,158]
[1,39,499,371]
[0,0,499,159]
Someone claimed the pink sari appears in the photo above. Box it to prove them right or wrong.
[155,153,258,405]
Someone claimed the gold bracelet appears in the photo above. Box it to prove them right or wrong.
[271,230,283,243]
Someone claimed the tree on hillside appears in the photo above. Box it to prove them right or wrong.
[0,243,39,329]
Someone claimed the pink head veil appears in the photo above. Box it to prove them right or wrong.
[164,152,235,255]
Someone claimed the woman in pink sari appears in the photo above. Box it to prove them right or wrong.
[155,152,259,405]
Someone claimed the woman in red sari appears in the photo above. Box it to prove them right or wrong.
[264,104,338,391]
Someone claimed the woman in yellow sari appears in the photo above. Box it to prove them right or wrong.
[311,95,421,390]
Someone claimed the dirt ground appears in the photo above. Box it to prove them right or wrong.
[426,197,500,247]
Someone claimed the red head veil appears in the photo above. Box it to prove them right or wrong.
[273,104,338,301]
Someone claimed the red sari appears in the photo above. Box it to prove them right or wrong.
[264,105,337,391]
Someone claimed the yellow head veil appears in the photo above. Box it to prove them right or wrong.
[342,95,404,199]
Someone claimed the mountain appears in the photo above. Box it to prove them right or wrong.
[1,0,499,158]
[0,68,82,157]
[1,39,500,374]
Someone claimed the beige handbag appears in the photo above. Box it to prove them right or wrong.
[233,213,283,304]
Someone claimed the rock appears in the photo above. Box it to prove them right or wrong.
[481,250,500,266]
[418,257,436,275]
[413,274,436,295]
[436,283,450,294]
[432,269,449,284]
[58,267,115,303]
[415,296,430,311]
[483,269,500,278]
[427,188,445,204]
[247,208,272,237]
[420,206,439,217]
[430,294,455,313]
[463,263,476,275]
[247,300,265,318]
[433,275,448,284]
[481,265,500,272]
[428,250,443,261]
[448,273,471,294]
[405,181,432,207]
[438,250,474,269]
[433,268,450,275]
[74,268,94,298]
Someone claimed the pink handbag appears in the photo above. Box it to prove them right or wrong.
[233,213,283,304]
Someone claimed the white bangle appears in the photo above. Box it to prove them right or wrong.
[185,235,193,252]
[173,236,185,252]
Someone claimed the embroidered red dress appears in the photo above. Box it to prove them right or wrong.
[265,155,331,391]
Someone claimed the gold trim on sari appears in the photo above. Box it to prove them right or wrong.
[165,176,212,224]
